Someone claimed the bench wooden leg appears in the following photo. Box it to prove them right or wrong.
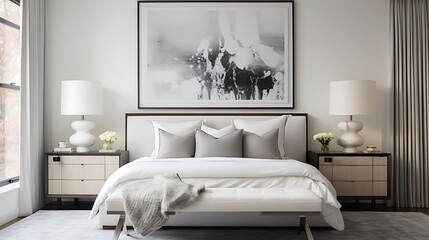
[112,215,125,240]
[299,216,314,240]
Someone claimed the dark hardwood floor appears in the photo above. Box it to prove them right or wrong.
[42,200,429,215]
[43,200,94,210]
[341,202,429,214]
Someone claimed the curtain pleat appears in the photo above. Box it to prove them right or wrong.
[391,0,429,208]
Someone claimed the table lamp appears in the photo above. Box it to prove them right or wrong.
[329,80,376,153]
[61,80,103,152]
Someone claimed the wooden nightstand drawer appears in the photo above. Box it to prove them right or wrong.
[105,165,119,179]
[373,181,388,196]
[332,157,372,165]
[333,181,373,196]
[373,166,387,180]
[373,157,388,166]
[105,156,120,165]
[48,155,105,165]
[62,180,104,195]
[48,180,61,194]
[319,165,333,180]
[60,156,105,165]
[333,166,373,181]
[319,156,333,165]
[61,165,105,180]
[48,164,61,179]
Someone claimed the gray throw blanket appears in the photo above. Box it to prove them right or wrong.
[121,173,205,236]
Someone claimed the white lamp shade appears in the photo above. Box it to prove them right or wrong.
[329,80,376,116]
[61,80,103,115]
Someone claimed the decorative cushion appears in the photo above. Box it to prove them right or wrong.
[243,129,281,159]
[152,120,202,158]
[195,129,243,158]
[201,124,235,138]
[157,129,195,158]
[233,115,289,159]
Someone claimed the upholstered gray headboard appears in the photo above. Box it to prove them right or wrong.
[125,113,308,162]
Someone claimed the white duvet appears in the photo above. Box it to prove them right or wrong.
[89,157,344,231]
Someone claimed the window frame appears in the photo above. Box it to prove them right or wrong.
[0,0,21,187]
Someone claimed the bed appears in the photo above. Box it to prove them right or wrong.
[90,113,344,239]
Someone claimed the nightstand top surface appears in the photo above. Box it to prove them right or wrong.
[308,151,390,156]
[46,150,128,156]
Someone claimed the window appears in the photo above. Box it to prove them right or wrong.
[0,0,20,186]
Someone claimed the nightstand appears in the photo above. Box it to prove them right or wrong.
[308,151,391,209]
[45,150,129,206]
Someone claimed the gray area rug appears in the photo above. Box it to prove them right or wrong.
[0,211,428,240]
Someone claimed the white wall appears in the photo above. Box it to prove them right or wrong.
[45,0,390,153]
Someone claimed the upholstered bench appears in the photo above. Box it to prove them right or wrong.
[105,188,322,240]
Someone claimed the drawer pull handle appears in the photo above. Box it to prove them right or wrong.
[324,157,333,163]
[81,164,84,166]
[81,180,84,182]
[53,157,61,162]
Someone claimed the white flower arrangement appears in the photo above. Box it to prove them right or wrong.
[99,131,118,143]
[313,132,335,145]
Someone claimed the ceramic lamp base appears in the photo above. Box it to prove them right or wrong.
[336,121,364,153]
[69,120,96,153]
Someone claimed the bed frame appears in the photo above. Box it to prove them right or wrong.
[99,113,328,239]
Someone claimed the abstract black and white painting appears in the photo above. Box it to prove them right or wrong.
[138,1,294,108]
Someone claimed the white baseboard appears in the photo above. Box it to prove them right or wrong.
[0,182,20,226]
[0,208,19,227]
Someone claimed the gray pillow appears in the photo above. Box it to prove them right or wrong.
[243,129,281,159]
[195,129,243,158]
[157,129,195,158]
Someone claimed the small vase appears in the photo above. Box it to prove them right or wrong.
[321,144,329,153]
[103,141,114,150]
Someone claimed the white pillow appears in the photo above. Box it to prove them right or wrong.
[151,120,202,158]
[233,115,289,159]
[201,124,235,138]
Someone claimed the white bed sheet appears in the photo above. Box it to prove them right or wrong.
[89,157,344,231]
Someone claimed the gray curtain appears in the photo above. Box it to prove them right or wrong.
[391,0,429,208]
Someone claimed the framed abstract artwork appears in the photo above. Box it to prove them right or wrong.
[138,1,294,108]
